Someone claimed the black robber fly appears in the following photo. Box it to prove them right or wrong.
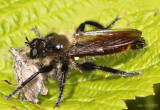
[5,17,145,107]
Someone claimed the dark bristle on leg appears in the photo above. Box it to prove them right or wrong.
[78,62,141,76]
[5,64,53,100]
[54,62,68,108]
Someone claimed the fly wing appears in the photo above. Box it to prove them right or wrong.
[68,29,143,57]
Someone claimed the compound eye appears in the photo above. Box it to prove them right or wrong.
[30,48,38,59]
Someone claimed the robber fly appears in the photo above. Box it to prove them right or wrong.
[5,17,145,107]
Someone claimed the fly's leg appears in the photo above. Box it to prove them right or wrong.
[76,16,120,33]
[31,26,58,38]
[31,26,43,38]
[105,16,120,29]
[5,64,53,100]
[54,62,68,108]
[18,91,24,101]
[18,91,30,102]
[77,62,141,76]
[76,21,104,33]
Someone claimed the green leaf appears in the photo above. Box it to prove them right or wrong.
[0,0,160,110]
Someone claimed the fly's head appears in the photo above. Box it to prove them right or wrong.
[25,37,46,59]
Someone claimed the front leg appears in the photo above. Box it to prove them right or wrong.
[5,64,53,100]
[54,62,69,107]
[77,62,141,76]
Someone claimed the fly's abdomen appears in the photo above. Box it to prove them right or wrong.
[131,37,145,50]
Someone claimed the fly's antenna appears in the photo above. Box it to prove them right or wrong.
[25,37,30,44]
[31,26,43,38]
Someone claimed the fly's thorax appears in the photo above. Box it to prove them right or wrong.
[45,34,71,53]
